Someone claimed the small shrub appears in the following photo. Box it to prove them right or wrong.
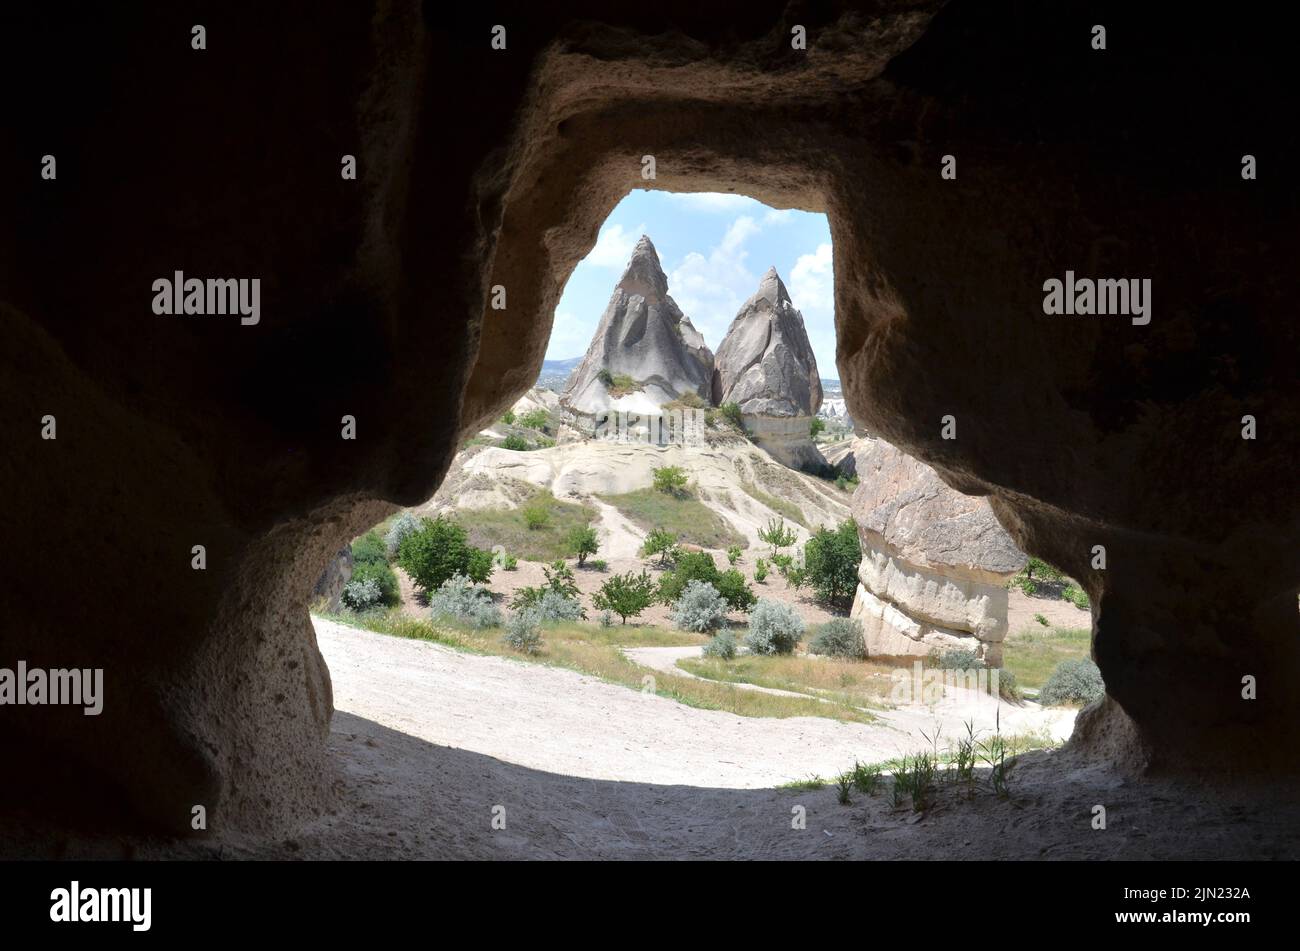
[340,578,383,612]
[753,558,768,583]
[834,473,859,492]
[351,559,400,606]
[428,574,501,629]
[522,498,550,530]
[502,434,530,451]
[533,588,586,623]
[835,773,852,805]
[597,368,614,386]
[652,465,690,497]
[1034,613,1049,626]
[758,516,797,555]
[726,544,742,566]
[810,418,826,439]
[996,667,1021,702]
[588,559,608,572]
[850,760,881,796]
[511,560,581,610]
[1039,657,1105,706]
[932,647,984,671]
[744,599,804,656]
[720,402,744,429]
[518,409,551,431]
[714,569,756,612]
[671,580,730,633]
[495,550,518,571]
[351,531,387,566]
[1061,584,1090,609]
[702,631,737,660]
[501,409,516,425]
[565,524,600,566]
[593,570,656,624]
[809,617,865,658]
[383,513,419,559]
[503,608,543,654]
[639,528,677,565]
[598,610,615,629]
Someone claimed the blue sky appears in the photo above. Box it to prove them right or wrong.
[548,190,837,380]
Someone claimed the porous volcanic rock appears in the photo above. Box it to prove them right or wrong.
[849,437,1026,666]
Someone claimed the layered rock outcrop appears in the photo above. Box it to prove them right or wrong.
[713,269,823,468]
[562,236,713,415]
[849,437,1026,666]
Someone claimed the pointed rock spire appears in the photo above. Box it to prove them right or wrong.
[561,235,715,414]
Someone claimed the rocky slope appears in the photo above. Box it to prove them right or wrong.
[561,235,714,415]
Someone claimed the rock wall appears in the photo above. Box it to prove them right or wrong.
[310,547,355,612]
[849,437,1026,665]
[3,1,1298,847]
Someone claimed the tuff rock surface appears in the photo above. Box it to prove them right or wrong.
[562,236,713,415]
[848,436,1026,665]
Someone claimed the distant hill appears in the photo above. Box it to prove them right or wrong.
[537,357,581,391]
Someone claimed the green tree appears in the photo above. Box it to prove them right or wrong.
[652,465,690,497]
[593,570,657,625]
[758,516,798,555]
[566,525,600,567]
[639,528,677,566]
[518,409,550,431]
[397,516,494,593]
[810,417,826,438]
[802,520,862,609]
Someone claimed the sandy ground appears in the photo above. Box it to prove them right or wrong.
[1006,587,1092,635]
[9,617,1296,861]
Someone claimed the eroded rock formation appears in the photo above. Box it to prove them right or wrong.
[848,437,1025,666]
[713,268,822,467]
[2,2,1297,850]
[562,236,714,415]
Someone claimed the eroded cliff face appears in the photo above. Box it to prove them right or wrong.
[848,437,1025,666]
[2,1,1297,843]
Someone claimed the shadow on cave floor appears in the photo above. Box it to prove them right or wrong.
[8,709,1297,861]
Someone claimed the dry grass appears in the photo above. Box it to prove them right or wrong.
[678,653,896,710]
[600,488,747,550]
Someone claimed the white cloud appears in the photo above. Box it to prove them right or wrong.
[788,242,834,314]
[660,192,757,213]
[545,309,592,360]
[667,215,766,347]
[584,222,646,268]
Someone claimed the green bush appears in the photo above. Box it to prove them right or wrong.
[340,578,384,612]
[714,569,756,612]
[758,516,797,555]
[720,402,744,429]
[726,544,742,566]
[995,668,1021,702]
[640,528,677,565]
[1039,657,1105,706]
[1034,613,1049,626]
[518,409,551,431]
[932,647,984,671]
[802,520,862,609]
[351,559,400,607]
[702,631,738,660]
[810,418,826,438]
[588,559,608,572]
[744,599,805,655]
[511,560,581,610]
[1061,584,1090,609]
[522,498,550,530]
[753,558,768,583]
[808,618,865,658]
[652,465,689,497]
[657,550,720,604]
[351,530,387,566]
[396,516,493,594]
[502,434,530,451]
[501,409,516,425]
[593,570,656,624]
[565,525,600,566]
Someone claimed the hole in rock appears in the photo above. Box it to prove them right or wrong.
[308,191,1098,852]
